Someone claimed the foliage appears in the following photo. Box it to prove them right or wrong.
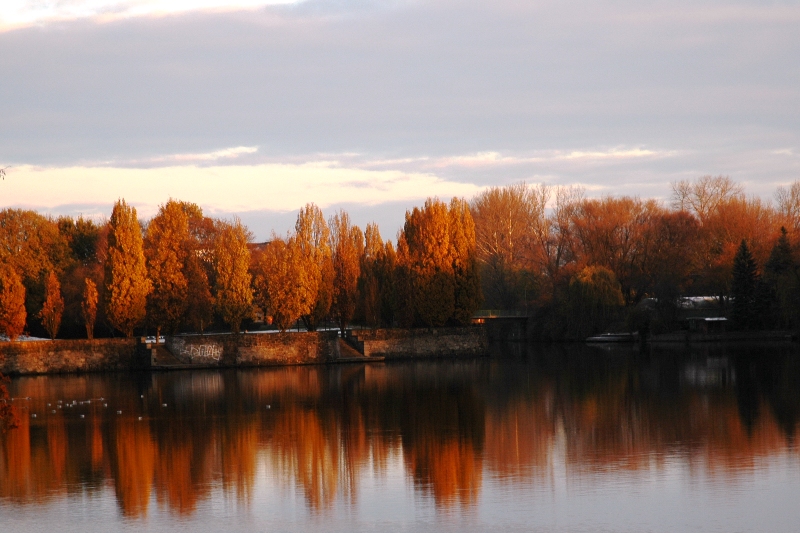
[731,240,759,330]
[253,237,308,332]
[563,265,625,338]
[396,197,481,327]
[330,210,364,333]
[39,271,64,340]
[82,278,98,339]
[104,199,152,338]
[145,200,190,338]
[0,209,71,334]
[294,204,333,331]
[0,263,27,340]
[470,183,546,309]
[213,218,253,333]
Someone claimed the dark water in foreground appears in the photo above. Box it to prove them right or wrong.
[2,343,800,532]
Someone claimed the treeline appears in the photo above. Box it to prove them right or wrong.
[3,175,800,341]
[472,176,800,337]
[0,197,480,340]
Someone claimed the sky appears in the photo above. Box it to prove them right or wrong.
[1,0,799,240]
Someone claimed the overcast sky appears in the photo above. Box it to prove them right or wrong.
[1,0,799,240]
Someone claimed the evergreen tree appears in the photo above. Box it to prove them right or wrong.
[145,200,190,340]
[104,199,152,337]
[39,271,64,340]
[0,264,26,340]
[81,278,98,340]
[761,227,799,329]
[731,239,759,330]
[213,218,253,333]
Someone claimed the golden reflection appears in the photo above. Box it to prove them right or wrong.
[1,355,800,517]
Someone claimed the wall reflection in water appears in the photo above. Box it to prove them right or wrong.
[2,342,800,517]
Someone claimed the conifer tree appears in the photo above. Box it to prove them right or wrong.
[760,227,798,329]
[330,210,364,333]
[145,200,190,340]
[82,278,98,340]
[0,264,26,341]
[104,199,152,337]
[213,218,253,333]
[39,271,64,340]
[731,239,759,330]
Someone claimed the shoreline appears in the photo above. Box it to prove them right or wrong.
[0,326,488,376]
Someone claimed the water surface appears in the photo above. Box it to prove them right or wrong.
[2,343,800,532]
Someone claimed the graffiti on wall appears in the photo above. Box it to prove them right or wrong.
[170,338,222,362]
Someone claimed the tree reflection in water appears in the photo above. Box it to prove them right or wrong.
[1,343,800,517]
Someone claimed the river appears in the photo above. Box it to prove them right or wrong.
[2,342,799,532]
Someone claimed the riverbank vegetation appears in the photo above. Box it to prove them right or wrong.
[2,175,800,341]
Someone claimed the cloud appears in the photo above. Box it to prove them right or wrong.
[1,161,483,219]
[0,0,300,31]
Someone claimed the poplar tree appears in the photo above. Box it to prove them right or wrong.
[359,223,384,327]
[213,218,253,333]
[82,278,98,340]
[330,210,364,333]
[104,199,152,337]
[295,204,333,330]
[449,198,482,325]
[145,200,190,340]
[39,271,64,340]
[0,264,26,340]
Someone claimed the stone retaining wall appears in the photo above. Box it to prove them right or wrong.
[1,327,487,375]
[347,327,488,358]
[163,331,340,367]
[0,339,136,375]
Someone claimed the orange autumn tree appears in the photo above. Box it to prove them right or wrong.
[253,237,309,332]
[213,218,253,333]
[470,183,547,309]
[39,270,64,340]
[104,199,152,337]
[330,210,364,333]
[81,278,98,339]
[183,203,215,333]
[397,198,481,328]
[145,200,190,340]
[358,223,384,327]
[0,263,26,341]
[294,204,333,331]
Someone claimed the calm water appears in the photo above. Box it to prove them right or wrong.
[2,343,800,532]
